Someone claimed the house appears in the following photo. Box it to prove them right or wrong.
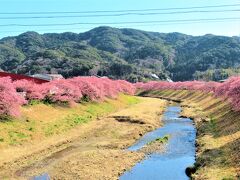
[32,74,64,81]
[166,78,173,82]
[150,73,159,79]
[0,72,48,84]
[218,79,228,83]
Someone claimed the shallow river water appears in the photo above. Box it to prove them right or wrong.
[120,106,196,180]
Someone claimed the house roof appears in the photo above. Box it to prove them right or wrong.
[0,72,48,84]
[32,74,64,81]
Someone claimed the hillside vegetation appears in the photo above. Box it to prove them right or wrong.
[0,26,240,81]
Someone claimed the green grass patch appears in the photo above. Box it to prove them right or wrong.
[147,135,169,145]
[123,95,141,105]
[8,131,29,145]
[222,176,235,180]
[28,100,42,106]
[43,100,121,136]
[208,116,219,137]
[44,113,90,136]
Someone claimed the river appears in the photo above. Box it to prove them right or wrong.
[120,106,196,180]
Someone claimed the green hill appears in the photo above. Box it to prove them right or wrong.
[1,26,240,82]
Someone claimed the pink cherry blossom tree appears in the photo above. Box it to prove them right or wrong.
[0,77,26,117]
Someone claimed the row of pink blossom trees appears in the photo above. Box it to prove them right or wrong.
[0,76,135,117]
[2,75,240,117]
[135,77,240,111]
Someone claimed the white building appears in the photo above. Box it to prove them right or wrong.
[32,74,64,81]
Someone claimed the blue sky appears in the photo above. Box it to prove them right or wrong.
[0,0,239,38]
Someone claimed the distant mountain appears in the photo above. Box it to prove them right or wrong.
[0,26,240,82]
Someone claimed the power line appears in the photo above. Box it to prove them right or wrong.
[0,3,240,15]
[0,18,238,34]
[0,17,239,27]
[0,9,239,20]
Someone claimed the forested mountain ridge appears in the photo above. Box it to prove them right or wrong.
[0,26,240,82]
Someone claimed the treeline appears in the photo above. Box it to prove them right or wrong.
[193,68,240,81]
[135,77,240,111]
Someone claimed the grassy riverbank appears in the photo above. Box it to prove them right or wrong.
[0,94,139,148]
[0,95,167,179]
[139,90,240,180]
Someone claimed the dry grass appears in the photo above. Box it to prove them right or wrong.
[49,149,144,180]
[111,97,166,127]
